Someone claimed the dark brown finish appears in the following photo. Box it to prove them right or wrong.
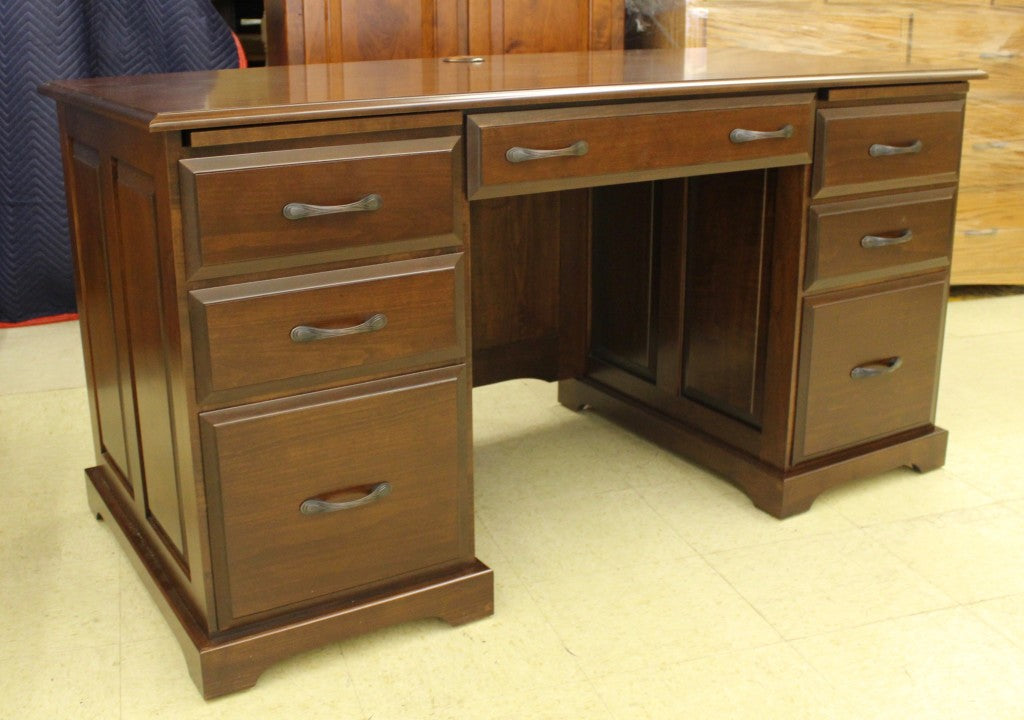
[793,274,947,462]
[682,170,773,427]
[265,0,466,64]
[180,136,460,279]
[189,255,465,399]
[466,95,815,198]
[812,100,966,198]
[45,48,978,699]
[201,366,472,626]
[806,188,956,292]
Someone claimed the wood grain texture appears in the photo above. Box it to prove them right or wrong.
[793,274,947,463]
[200,366,472,627]
[806,188,955,292]
[190,255,466,399]
[39,49,985,132]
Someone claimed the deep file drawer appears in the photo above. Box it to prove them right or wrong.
[793,274,947,463]
[179,135,461,278]
[199,366,471,627]
[467,94,814,198]
[189,254,466,400]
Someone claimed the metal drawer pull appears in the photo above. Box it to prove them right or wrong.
[851,356,903,379]
[290,313,387,343]
[506,140,589,163]
[964,228,998,237]
[869,140,923,157]
[729,124,793,143]
[443,55,484,63]
[300,482,392,515]
[282,193,382,220]
[861,229,913,249]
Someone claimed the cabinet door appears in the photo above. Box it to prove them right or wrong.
[265,0,465,63]
[468,0,624,54]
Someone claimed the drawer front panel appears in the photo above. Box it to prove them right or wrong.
[201,367,470,626]
[794,276,946,463]
[180,136,460,277]
[806,188,955,292]
[190,254,465,398]
[813,101,964,198]
[467,95,814,198]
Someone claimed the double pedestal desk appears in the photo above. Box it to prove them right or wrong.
[43,49,984,697]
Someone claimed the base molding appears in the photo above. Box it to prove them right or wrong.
[86,466,494,699]
[558,378,948,518]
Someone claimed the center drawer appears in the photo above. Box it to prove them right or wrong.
[189,254,465,400]
[467,94,814,199]
[200,366,471,627]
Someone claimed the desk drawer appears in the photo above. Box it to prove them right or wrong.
[794,275,946,463]
[467,95,814,199]
[813,101,964,198]
[180,136,460,278]
[200,367,470,627]
[190,254,465,399]
[806,188,955,292]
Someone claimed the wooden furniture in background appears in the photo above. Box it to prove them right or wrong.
[43,49,982,698]
[634,0,1022,285]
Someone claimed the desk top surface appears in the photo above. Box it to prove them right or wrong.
[41,48,986,132]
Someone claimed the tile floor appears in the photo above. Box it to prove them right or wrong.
[1,293,1022,719]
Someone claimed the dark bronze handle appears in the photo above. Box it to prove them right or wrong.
[291,313,387,343]
[861,229,913,249]
[506,140,589,163]
[282,193,382,220]
[869,140,923,157]
[300,482,392,515]
[850,356,903,379]
[729,124,794,143]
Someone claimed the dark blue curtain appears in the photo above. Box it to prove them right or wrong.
[0,0,239,323]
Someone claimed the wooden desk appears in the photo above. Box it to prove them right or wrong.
[42,49,984,698]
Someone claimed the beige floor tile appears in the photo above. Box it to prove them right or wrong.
[639,473,857,555]
[0,387,94,478]
[479,486,697,584]
[704,529,955,639]
[341,578,588,718]
[119,631,367,720]
[0,642,120,720]
[526,556,782,679]
[869,504,1024,604]
[596,642,857,720]
[792,607,1024,720]
[816,467,994,526]
[944,294,1024,338]
[0,321,86,395]
[970,593,1024,650]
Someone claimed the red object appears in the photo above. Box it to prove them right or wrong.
[232,31,248,69]
[0,312,79,328]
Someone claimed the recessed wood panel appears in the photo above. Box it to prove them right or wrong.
[201,367,470,626]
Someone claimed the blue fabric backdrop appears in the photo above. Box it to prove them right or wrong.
[0,0,238,323]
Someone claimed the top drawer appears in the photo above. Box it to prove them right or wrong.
[467,95,814,199]
[813,100,965,198]
[180,136,461,279]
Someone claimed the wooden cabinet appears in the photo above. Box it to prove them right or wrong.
[636,0,1024,284]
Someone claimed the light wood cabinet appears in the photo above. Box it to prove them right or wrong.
[639,0,1024,285]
